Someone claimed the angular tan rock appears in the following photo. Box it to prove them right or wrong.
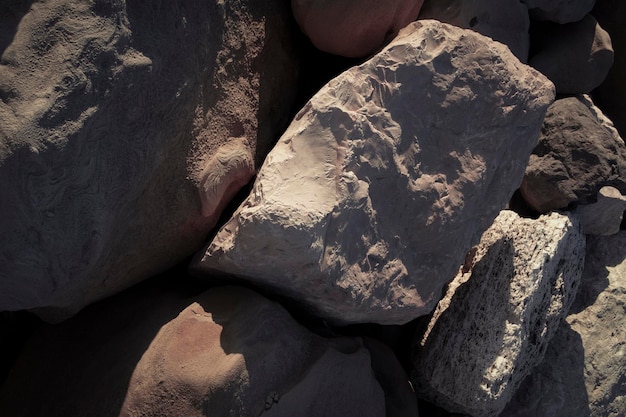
[502,232,626,417]
[0,0,299,320]
[292,0,424,57]
[529,15,614,94]
[191,20,555,325]
[418,0,530,61]
[412,210,585,417]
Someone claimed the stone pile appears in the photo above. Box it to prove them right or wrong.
[1,0,625,416]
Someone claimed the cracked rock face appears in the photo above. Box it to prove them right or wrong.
[0,0,299,320]
[412,210,585,417]
[191,20,555,325]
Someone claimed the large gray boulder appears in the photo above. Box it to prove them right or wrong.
[502,232,626,417]
[520,95,626,213]
[191,20,555,325]
[412,210,585,417]
[529,14,614,94]
[0,0,299,320]
[0,283,410,417]
[418,0,530,62]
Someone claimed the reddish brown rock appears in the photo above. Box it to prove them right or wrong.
[291,0,424,57]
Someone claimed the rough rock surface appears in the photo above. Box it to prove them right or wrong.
[520,0,596,24]
[191,20,556,325]
[502,232,626,417]
[521,95,626,213]
[0,282,410,417]
[412,210,585,417]
[529,15,614,94]
[418,0,530,62]
[577,186,626,235]
[0,0,299,319]
[291,0,424,57]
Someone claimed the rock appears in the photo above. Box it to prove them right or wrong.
[529,14,614,94]
[577,186,626,235]
[0,0,300,320]
[590,0,626,137]
[291,0,424,57]
[411,210,585,417]
[0,281,407,417]
[501,232,626,417]
[191,20,555,325]
[418,0,530,62]
[520,0,595,24]
[520,95,626,213]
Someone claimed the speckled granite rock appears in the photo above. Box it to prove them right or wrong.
[412,210,585,417]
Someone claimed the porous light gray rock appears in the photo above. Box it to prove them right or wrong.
[191,20,556,325]
[577,186,626,235]
[411,210,585,417]
[291,0,424,57]
[521,0,596,24]
[520,95,626,213]
[529,14,614,94]
[0,0,299,320]
[0,283,407,417]
[502,232,626,417]
[418,0,530,62]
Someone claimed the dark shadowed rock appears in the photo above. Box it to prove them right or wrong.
[521,0,596,23]
[191,20,555,325]
[502,232,626,417]
[529,14,613,94]
[0,281,409,417]
[577,186,626,235]
[418,0,530,62]
[412,210,585,417]
[291,0,424,57]
[520,95,626,213]
[0,0,300,320]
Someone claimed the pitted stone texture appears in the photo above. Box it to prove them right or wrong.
[418,0,530,62]
[191,20,555,325]
[577,186,626,235]
[521,0,596,23]
[502,232,626,417]
[529,15,613,94]
[292,0,424,58]
[412,210,585,417]
[520,95,626,213]
[0,0,299,320]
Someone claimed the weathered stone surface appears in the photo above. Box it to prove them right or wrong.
[292,0,424,57]
[521,0,595,24]
[418,0,530,62]
[502,232,626,417]
[529,15,613,94]
[520,95,626,213]
[0,0,299,320]
[577,186,626,235]
[412,210,585,417]
[191,20,555,325]
[0,282,407,417]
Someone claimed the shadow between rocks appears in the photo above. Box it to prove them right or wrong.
[0,266,203,417]
[0,0,34,58]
